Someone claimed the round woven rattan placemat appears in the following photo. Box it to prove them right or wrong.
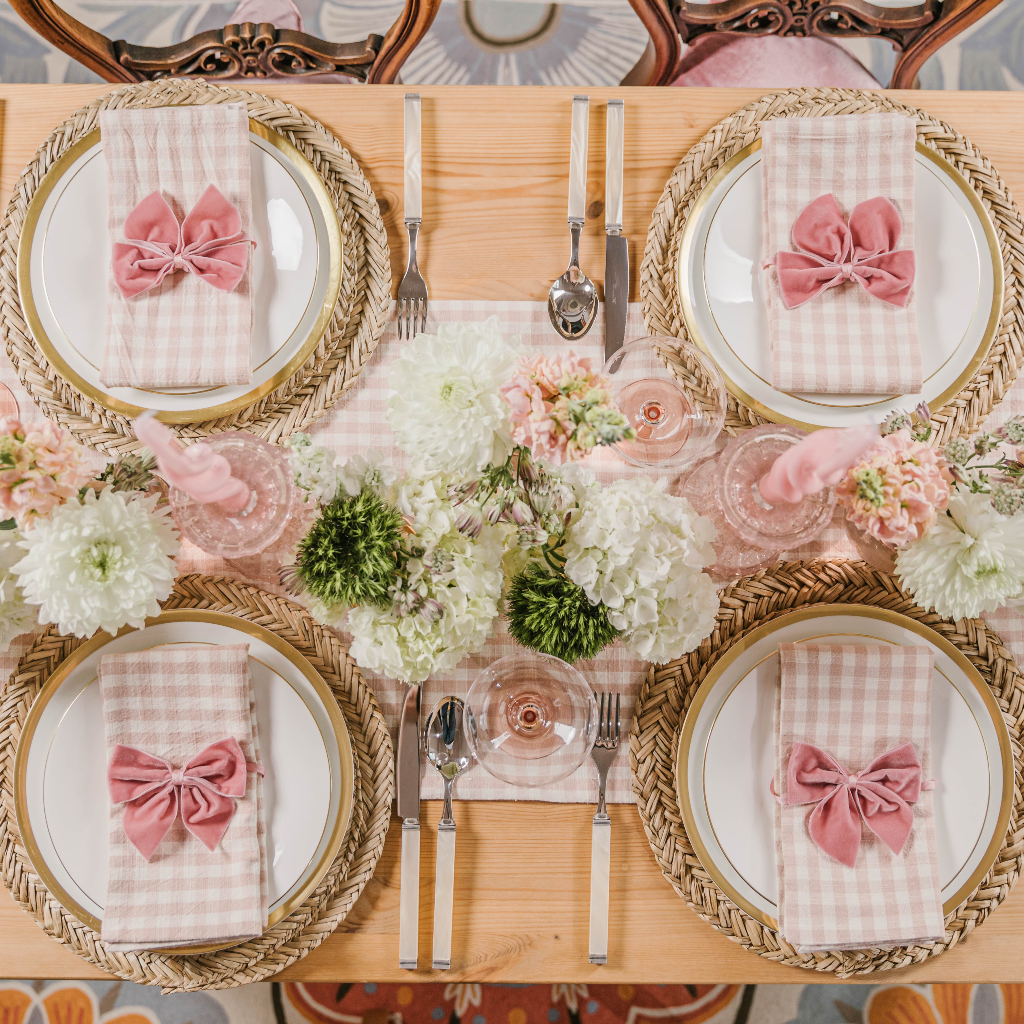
[0,79,392,457]
[0,574,393,991]
[640,88,1024,445]
[629,558,1024,975]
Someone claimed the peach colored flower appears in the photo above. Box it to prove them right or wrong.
[836,429,953,546]
[0,417,96,529]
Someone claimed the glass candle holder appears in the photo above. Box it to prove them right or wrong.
[170,432,295,559]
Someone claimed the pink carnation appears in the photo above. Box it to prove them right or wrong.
[0,417,97,528]
[836,429,953,546]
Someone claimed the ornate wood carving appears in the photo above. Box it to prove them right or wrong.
[112,24,383,79]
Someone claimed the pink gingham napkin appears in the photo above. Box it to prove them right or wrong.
[99,644,267,950]
[775,643,944,951]
[761,113,922,396]
[99,104,254,389]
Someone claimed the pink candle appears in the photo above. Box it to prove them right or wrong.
[758,424,880,505]
[133,413,251,512]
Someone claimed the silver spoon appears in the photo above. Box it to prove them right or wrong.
[424,695,472,970]
[548,221,599,339]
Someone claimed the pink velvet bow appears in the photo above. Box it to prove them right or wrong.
[107,737,264,861]
[784,740,926,868]
[112,184,255,299]
[768,193,915,311]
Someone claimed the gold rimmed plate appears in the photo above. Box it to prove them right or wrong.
[676,140,1003,431]
[676,605,1013,931]
[15,609,354,954]
[17,120,343,423]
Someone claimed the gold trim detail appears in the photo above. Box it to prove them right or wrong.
[16,120,344,425]
[676,139,1004,432]
[675,604,1014,931]
[14,608,354,954]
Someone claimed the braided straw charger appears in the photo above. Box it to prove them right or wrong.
[629,559,1024,975]
[640,88,1024,446]
[0,574,393,991]
[0,80,392,457]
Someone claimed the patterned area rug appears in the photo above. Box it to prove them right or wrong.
[1,980,1023,1024]
[0,0,1022,86]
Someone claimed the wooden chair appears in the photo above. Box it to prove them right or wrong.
[6,0,442,83]
[628,0,1006,87]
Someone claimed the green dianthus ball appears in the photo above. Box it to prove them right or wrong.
[507,564,619,663]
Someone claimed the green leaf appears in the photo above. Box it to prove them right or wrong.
[0,518,16,531]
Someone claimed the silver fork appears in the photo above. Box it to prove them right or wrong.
[398,92,428,339]
[589,691,620,966]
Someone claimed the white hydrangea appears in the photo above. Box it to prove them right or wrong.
[897,490,1024,619]
[13,488,180,638]
[386,317,519,473]
[562,476,719,664]
[342,472,505,682]
[0,531,37,651]
[283,433,343,505]
[338,449,398,502]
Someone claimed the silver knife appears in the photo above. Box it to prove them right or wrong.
[396,683,421,970]
[604,99,628,361]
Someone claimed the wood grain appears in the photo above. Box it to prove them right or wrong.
[2,84,1024,983]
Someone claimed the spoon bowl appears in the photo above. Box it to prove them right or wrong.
[424,696,473,814]
[548,222,598,339]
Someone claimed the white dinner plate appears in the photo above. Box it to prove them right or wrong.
[677,140,1003,431]
[17,120,343,423]
[15,609,354,952]
[677,605,1013,930]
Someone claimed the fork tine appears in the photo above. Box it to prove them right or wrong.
[397,299,404,340]
[615,693,621,743]
[421,298,428,333]
[598,691,605,742]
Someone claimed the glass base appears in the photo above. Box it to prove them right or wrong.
[171,432,295,558]
[677,455,781,581]
[716,425,837,550]
[844,516,899,573]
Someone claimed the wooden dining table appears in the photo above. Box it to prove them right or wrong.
[2,82,1024,985]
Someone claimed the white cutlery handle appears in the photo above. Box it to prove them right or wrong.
[399,821,420,970]
[432,824,456,970]
[589,816,610,965]
[404,93,422,223]
[605,99,624,232]
[568,95,589,224]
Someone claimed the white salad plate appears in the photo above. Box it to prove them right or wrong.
[17,121,342,423]
[677,605,1013,930]
[677,140,1003,431]
[15,609,353,952]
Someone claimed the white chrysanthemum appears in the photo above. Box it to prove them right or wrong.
[896,490,1024,619]
[386,317,519,473]
[13,488,180,638]
[342,473,504,682]
[338,449,398,501]
[0,532,37,651]
[562,476,719,663]
[283,432,343,505]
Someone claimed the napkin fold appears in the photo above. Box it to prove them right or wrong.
[100,104,254,389]
[775,643,944,951]
[99,643,267,951]
[761,113,923,395]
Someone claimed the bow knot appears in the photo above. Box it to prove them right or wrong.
[112,184,255,300]
[771,193,916,311]
[782,740,924,868]
[107,737,264,861]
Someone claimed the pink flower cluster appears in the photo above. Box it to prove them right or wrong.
[836,429,953,546]
[500,352,627,465]
[0,418,96,529]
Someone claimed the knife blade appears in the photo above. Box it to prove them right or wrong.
[604,99,628,362]
[396,683,421,970]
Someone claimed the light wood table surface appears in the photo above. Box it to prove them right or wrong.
[2,84,1024,984]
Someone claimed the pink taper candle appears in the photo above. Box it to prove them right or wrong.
[758,424,880,505]
[133,413,252,512]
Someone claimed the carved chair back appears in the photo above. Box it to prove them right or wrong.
[7,0,441,83]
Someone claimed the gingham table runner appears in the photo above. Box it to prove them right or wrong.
[3,299,1023,805]
[775,643,944,950]
[99,104,254,389]
[98,643,267,949]
[762,114,923,396]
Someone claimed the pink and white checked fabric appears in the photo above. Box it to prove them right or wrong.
[98,644,267,950]
[100,104,253,389]
[775,643,944,951]
[762,114,922,395]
